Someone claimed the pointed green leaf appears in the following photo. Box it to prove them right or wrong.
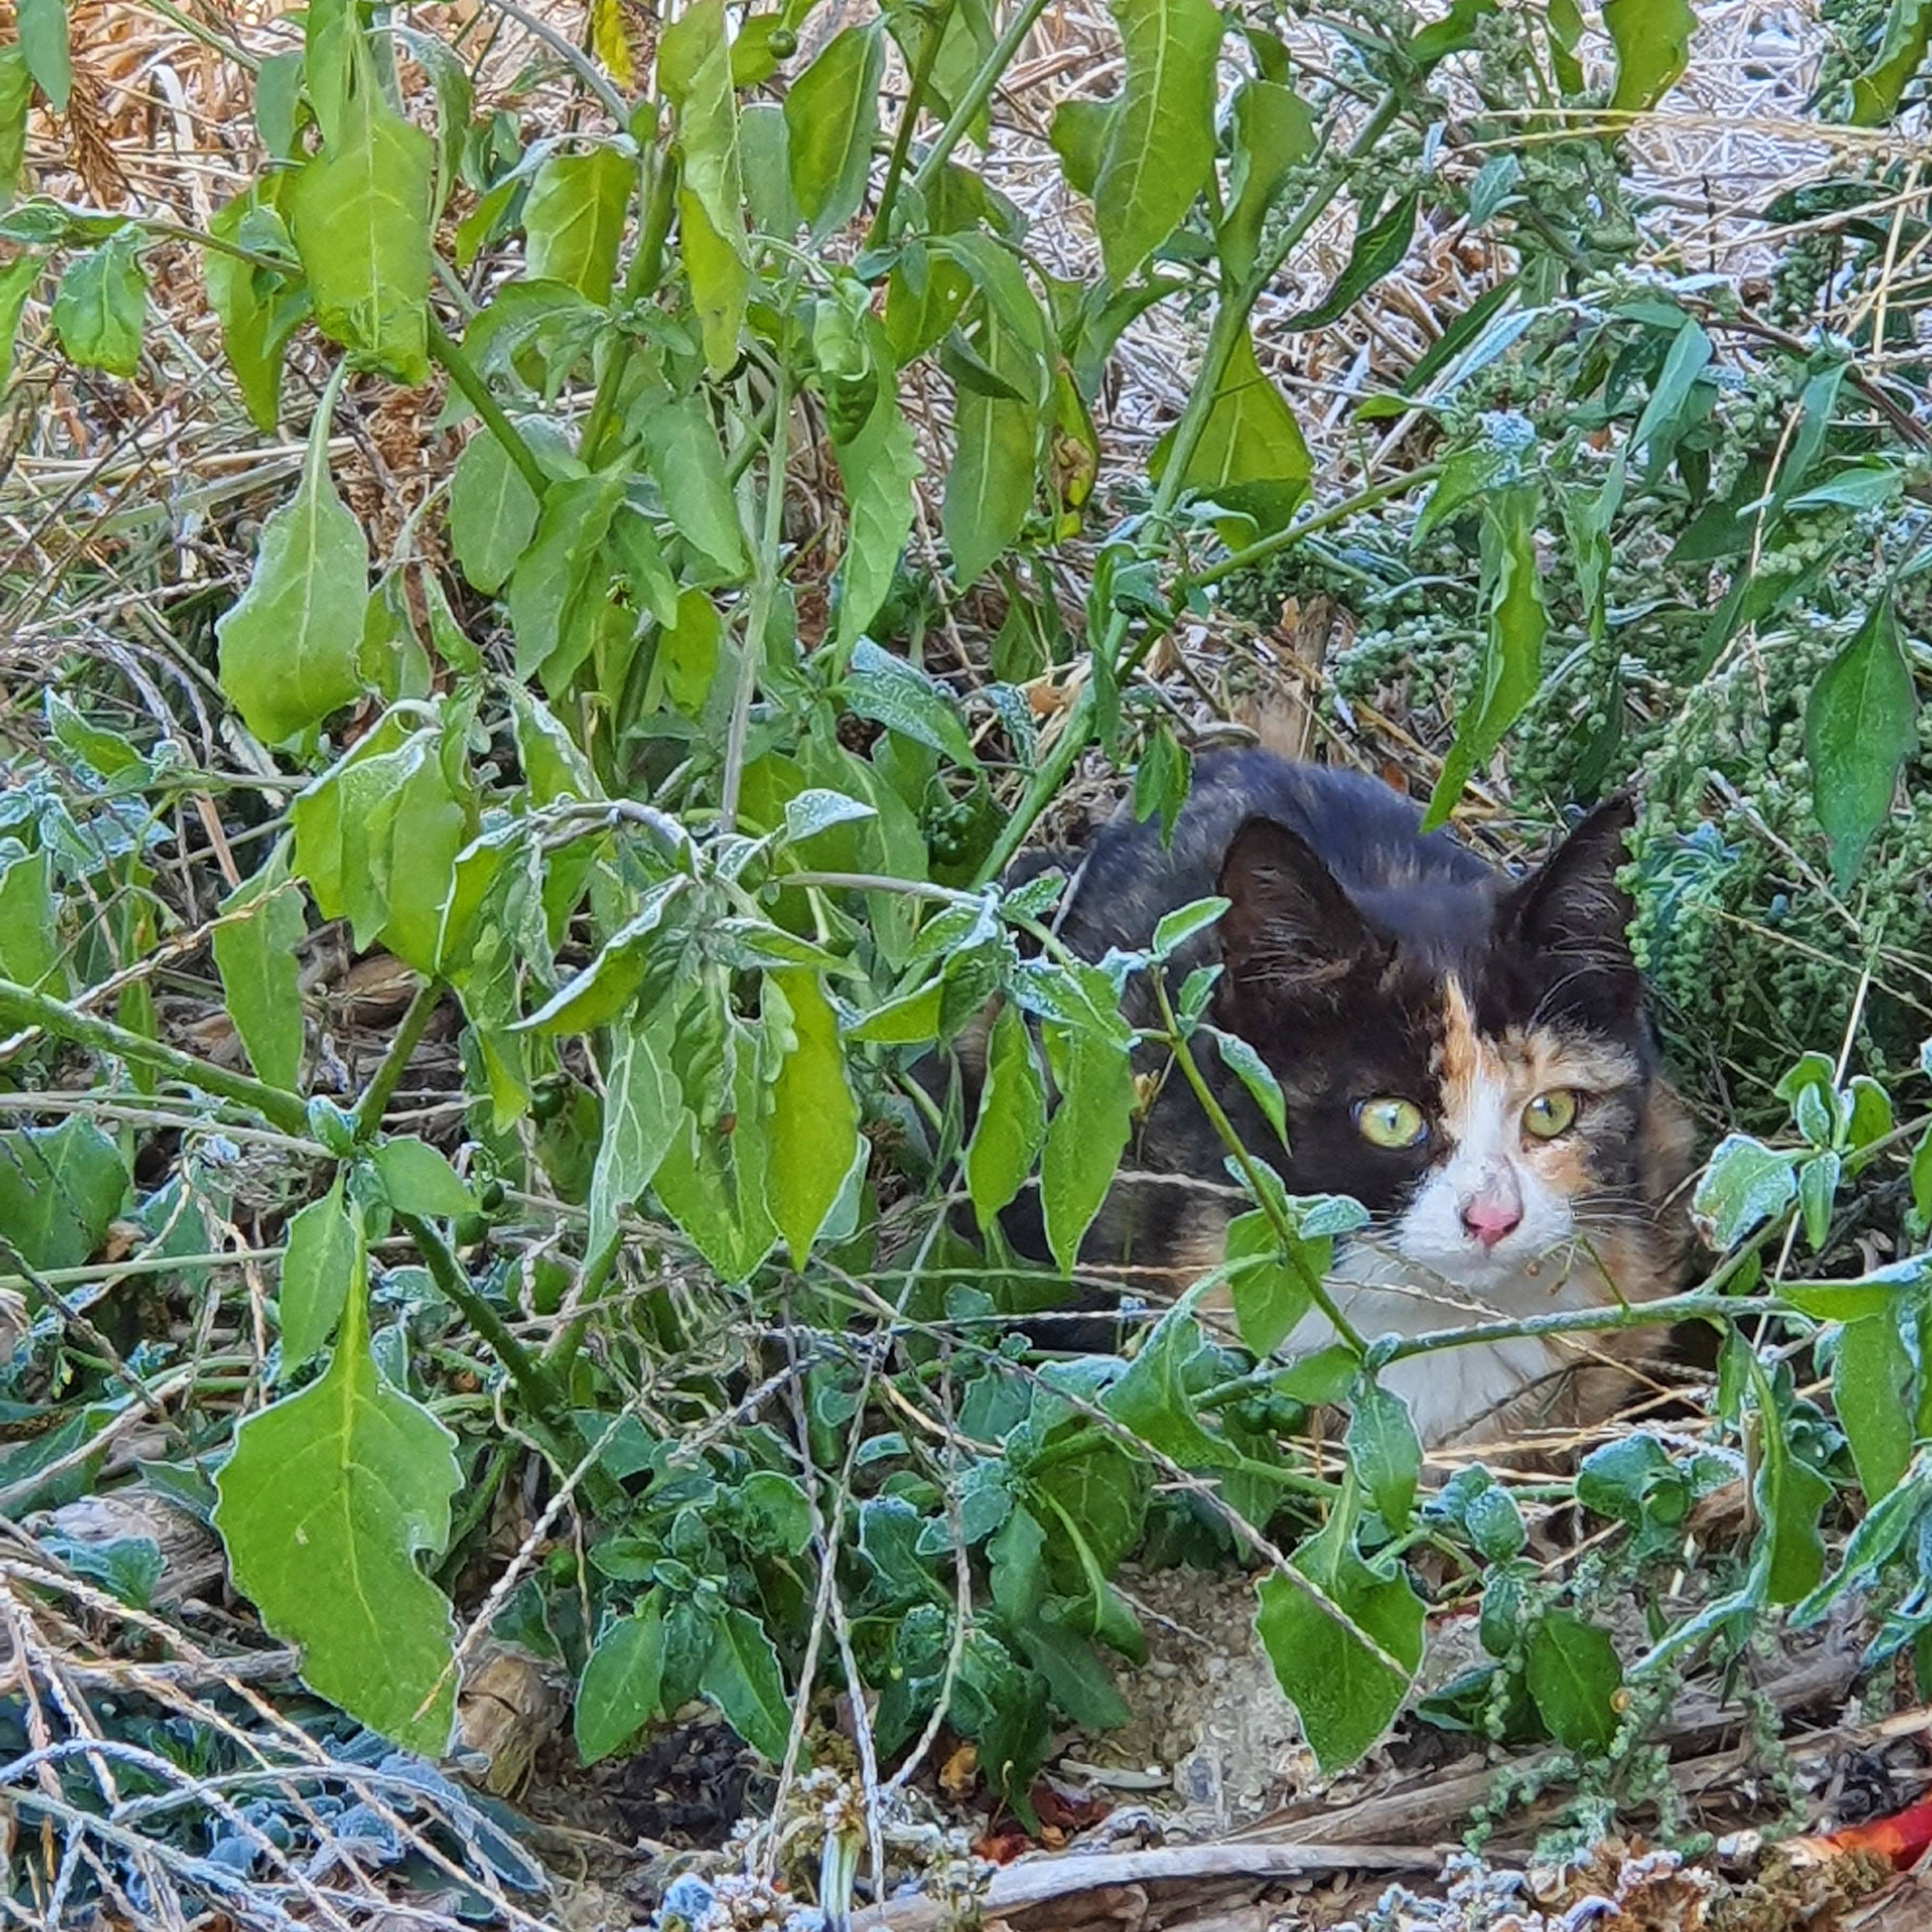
[217,376,369,745]
[449,423,542,595]
[18,0,71,112]
[206,190,309,433]
[277,1177,359,1368]
[1091,0,1223,284]
[50,229,146,377]
[576,1597,666,1763]
[1851,0,1932,122]
[832,348,921,647]
[0,844,58,992]
[0,1119,126,1271]
[943,317,1038,587]
[1836,1312,1914,1503]
[1281,194,1416,332]
[1347,1379,1422,1531]
[213,1274,460,1756]
[372,1136,473,1218]
[1525,1612,1622,1754]
[1148,328,1310,535]
[1218,79,1316,286]
[1806,599,1916,888]
[0,252,40,388]
[784,24,885,234]
[590,1016,683,1257]
[632,388,749,576]
[1606,0,1696,112]
[1041,1027,1136,1274]
[0,48,30,206]
[965,1002,1047,1231]
[765,970,862,1263]
[212,855,306,1092]
[701,1606,792,1762]
[523,146,634,303]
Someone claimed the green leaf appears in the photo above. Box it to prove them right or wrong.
[589,1015,682,1258]
[1525,1613,1622,1755]
[662,0,749,369]
[1049,98,1115,199]
[523,146,633,303]
[216,374,369,745]
[943,316,1039,588]
[372,1137,473,1218]
[701,1606,792,1762]
[1836,1313,1914,1503]
[18,0,71,112]
[966,1002,1047,1231]
[0,844,59,992]
[0,1119,126,1271]
[1282,194,1417,332]
[1346,1380,1422,1531]
[1151,896,1227,959]
[1040,1027,1136,1274]
[1806,599,1916,889]
[507,470,627,682]
[1422,486,1546,829]
[832,352,921,648]
[1205,1027,1288,1149]
[1091,0,1222,284]
[213,1273,460,1756]
[1851,0,1932,122]
[652,1054,777,1284]
[284,84,434,383]
[1629,317,1713,470]
[1254,1510,1424,1773]
[1606,0,1696,112]
[379,746,470,976]
[1225,1210,1316,1355]
[842,639,976,764]
[0,252,40,388]
[1104,1304,1230,1465]
[1692,1133,1797,1248]
[784,24,884,234]
[213,855,306,1092]
[576,1597,666,1764]
[632,388,750,576]
[278,1178,360,1368]
[657,587,722,715]
[449,424,542,595]
[765,970,862,1263]
[0,48,30,207]
[206,190,309,433]
[1148,328,1310,535]
[1218,79,1315,289]
[50,229,146,378]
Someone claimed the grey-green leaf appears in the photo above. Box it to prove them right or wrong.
[213,856,306,1093]
[1806,599,1916,888]
[701,1605,792,1762]
[278,1178,360,1368]
[450,425,543,595]
[784,24,885,234]
[965,1002,1047,1231]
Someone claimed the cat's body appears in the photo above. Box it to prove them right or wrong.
[992,753,1698,1447]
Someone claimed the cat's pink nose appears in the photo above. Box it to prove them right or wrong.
[1460,1193,1522,1250]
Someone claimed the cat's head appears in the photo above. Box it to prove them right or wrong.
[1212,798,1667,1294]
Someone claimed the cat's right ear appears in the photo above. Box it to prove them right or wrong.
[1216,816,1381,1007]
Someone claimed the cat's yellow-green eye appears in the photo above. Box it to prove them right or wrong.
[1356,1097,1427,1149]
[1522,1089,1579,1139]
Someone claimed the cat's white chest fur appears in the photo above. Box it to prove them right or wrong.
[1283,1243,1589,1447]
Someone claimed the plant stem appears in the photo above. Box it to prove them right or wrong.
[0,977,312,1136]
[351,979,442,1142]
[906,0,1055,203]
[867,0,955,250]
[627,141,680,300]
[1384,1284,1792,1363]
[1150,977,1368,1354]
[427,319,550,497]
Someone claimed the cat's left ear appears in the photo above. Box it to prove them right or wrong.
[1499,793,1639,969]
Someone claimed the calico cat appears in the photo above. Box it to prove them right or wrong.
[990,752,1698,1448]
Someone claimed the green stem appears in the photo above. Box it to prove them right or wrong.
[542,1227,624,1379]
[867,0,956,250]
[627,142,680,300]
[351,979,442,1142]
[427,319,550,498]
[906,0,1056,203]
[1150,976,1368,1355]
[0,977,311,1137]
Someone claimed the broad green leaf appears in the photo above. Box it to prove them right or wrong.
[784,24,884,234]
[1225,1210,1317,1354]
[1422,486,1546,829]
[702,1605,792,1761]
[0,48,29,206]
[213,1269,460,1756]
[657,587,723,714]
[680,184,751,372]
[278,1178,359,1368]
[652,1055,777,1283]
[0,845,58,992]
[843,975,946,1045]
[1091,0,1222,284]
[285,85,434,383]
[18,0,70,112]
[944,310,1039,587]
[765,970,862,1263]
[254,47,304,158]
[1040,1027,1136,1274]
[842,639,976,764]
[965,1002,1046,1231]
[217,373,369,745]
[662,0,748,369]
[523,146,634,302]
[576,1598,666,1763]
[507,470,627,682]
[449,424,542,595]
[1106,1303,1232,1465]
[50,230,146,378]
[206,190,309,433]
[632,388,749,576]
[1525,1613,1622,1755]
[379,746,470,975]
[1148,328,1310,535]
[1836,1313,1914,1503]
[0,1119,126,1271]
[1606,0,1696,112]
[372,1137,473,1218]
[0,253,40,388]
[213,855,305,1092]
[1254,1511,1424,1773]
[1049,98,1114,198]
[1806,599,1916,888]
[1629,317,1712,470]
[1691,1133,1797,1248]
[1283,194,1418,332]
[1852,0,1932,121]
[1218,79,1315,287]
[1758,1410,1830,1605]
[1346,1379,1422,1531]
[1784,1257,1932,1321]
[832,348,921,648]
